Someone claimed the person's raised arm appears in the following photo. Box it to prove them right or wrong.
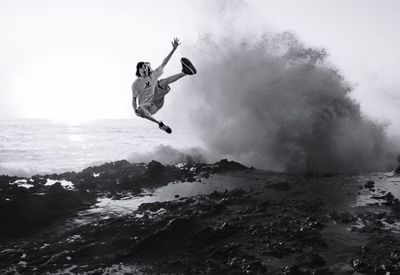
[160,38,181,69]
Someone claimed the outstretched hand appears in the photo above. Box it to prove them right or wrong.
[162,38,181,67]
[171,38,181,50]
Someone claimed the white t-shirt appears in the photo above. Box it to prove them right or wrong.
[132,66,164,105]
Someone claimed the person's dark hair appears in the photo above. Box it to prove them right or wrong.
[136,62,152,77]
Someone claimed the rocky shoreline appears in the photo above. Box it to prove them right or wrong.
[1,161,400,274]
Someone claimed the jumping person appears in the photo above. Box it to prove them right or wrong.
[132,38,197,134]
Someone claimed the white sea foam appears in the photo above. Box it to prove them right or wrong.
[45,179,75,190]
[10,179,34,189]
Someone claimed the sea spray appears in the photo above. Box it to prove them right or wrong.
[128,145,208,165]
[180,32,398,173]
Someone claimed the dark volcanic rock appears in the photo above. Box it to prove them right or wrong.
[0,159,256,273]
[132,216,199,261]
[364,181,375,189]
[370,192,400,217]
[353,234,400,274]
[202,159,249,173]
[265,181,291,191]
[3,158,249,236]
[8,159,400,274]
[305,252,326,268]
[0,159,194,239]
[57,159,195,194]
[0,176,342,274]
[329,211,357,224]
[0,182,96,238]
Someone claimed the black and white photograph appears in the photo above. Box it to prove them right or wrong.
[1,0,400,274]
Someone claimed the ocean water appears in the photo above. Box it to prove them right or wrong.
[0,119,202,176]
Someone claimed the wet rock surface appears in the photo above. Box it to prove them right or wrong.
[352,234,400,274]
[1,161,400,274]
[0,159,249,239]
[0,176,96,238]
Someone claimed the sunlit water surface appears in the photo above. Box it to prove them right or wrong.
[0,119,202,176]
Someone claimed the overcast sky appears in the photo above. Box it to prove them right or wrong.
[1,0,399,134]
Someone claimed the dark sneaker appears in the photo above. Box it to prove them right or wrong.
[181,57,197,75]
[159,121,172,134]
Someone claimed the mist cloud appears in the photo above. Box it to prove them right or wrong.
[181,32,398,173]
[128,145,207,166]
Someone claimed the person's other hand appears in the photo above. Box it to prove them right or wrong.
[172,38,181,50]
[135,108,142,117]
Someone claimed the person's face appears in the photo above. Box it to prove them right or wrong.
[139,63,151,77]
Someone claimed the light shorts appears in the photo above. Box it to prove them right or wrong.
[139,81,171,115]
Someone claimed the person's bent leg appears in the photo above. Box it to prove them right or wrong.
[136,105,172,134]
[136,105,160,125]
[158,73,186,88]
[158,58,197,88]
